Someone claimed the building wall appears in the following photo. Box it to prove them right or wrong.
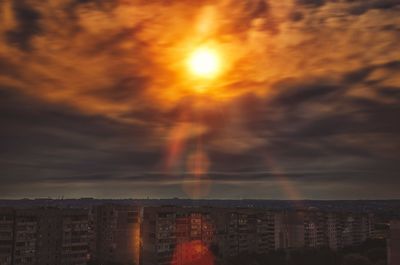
[93,204,140,265]
[388,221,400,265]
[0,207,89,265]
[13,210,37,265]
[0,208,14,265]
[327,213,339,250]
[141,206,218,265]
[1,206,376,265]
[279,211,305,249]
[60,209,88,265]
[142,207,281,265]
[35,209,63,265]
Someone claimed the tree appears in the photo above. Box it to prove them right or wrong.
[342,254,373,265]
[365,248,386,264]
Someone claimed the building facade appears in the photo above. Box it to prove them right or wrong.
[0,207,88,265]
[0,205,376,265]
[0,208,14,265]
[388,220,400,265]
[90,204,140,265]
[141,206,217,265]
[141,206,374,265]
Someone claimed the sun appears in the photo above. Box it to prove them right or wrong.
[187,46,221,79]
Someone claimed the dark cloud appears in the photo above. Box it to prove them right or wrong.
[89,75,150,103]
[272,82,340,107]
[296,0,326,7]
[348,0,400,16]
[6,1,42,51]
[289,11,304,22]
[0,0,399,199]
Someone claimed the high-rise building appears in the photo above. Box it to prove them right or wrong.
[0,208,14,265]
[60,209,89,265]
[13,209,37,265]
[219,209,277,257]
[0,207,88,265]
[1,205,376,265]
[141,206,217,265]
[304,209,326,248]
[91,204,140,265]
[326,212,340,250]
[339,212,373,248]
[388,220,400,265]
[141,206,375,265]
[141,207,281,265]
[35,208,89,265]
[277,211,305,249]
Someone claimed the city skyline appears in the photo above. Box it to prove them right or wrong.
[0,202,387,265]
[0,0,400,199]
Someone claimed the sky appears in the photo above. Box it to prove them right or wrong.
[0,0,399,199]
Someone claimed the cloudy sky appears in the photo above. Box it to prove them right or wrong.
[0,0,399,199]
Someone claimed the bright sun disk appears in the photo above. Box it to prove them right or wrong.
[187,47,221,78]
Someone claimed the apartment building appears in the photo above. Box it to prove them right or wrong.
[220,209,277,257]
[326,212,341,250]
[0,208,13,265]
[277,211,305,249]
[60,209,89,265]
[0,207,88,265]
[1,205,376,265]
[13,209,37,265]
[141,206,218,265]
[142,206,376,265]
[90,204,140,265]
[388,220,400,265]
[141,207,281,265]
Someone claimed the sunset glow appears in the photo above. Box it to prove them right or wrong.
[0,0,399,200]
[187,47,221,79]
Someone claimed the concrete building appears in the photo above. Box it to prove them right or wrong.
[339,213,373,248]
[0,208,14,265]
[388,220,400,265]
[277,211,305,249]
[91,204,140,265]
[0,207,88,265]
[141,206,375,265]
[371,223,390,240]
[141,207,280,265]
[60,209,89,265]
[326,212,341,250]
[13,210,37,265]
[219,209,277,257]
[1,205,376,265]
[141,206,217,265]
[35,208,89,265]
[304,209,326,248]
